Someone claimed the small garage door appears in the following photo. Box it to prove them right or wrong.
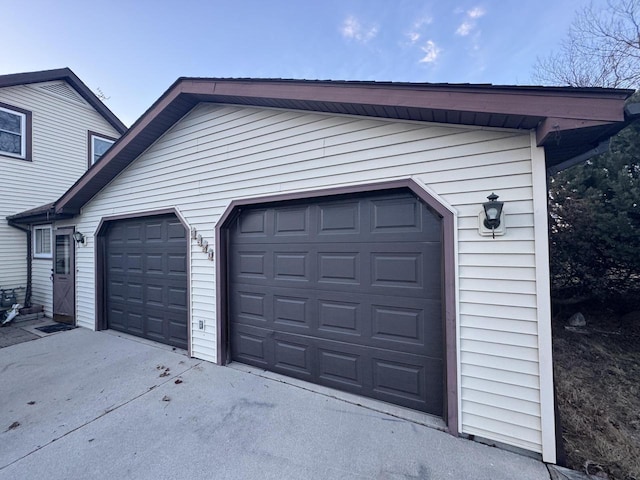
[228,190,444,416]
[105,214,188,349]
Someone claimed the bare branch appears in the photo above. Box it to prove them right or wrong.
[533,0,640,88]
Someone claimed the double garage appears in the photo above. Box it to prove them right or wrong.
[101,188,448,419]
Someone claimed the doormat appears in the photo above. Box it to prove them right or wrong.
[35,323,77,334]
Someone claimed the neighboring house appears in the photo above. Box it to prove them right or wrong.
[0,68,126,318]
[9,78,635,463]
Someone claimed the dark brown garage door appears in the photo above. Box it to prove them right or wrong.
[228,190,444,416]
[105,214,188,349]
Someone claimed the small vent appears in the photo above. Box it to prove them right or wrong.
[39,82,84,103]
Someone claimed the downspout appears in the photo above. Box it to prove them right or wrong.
[7,220,32,308]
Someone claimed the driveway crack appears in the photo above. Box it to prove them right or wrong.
[0,361,202,471]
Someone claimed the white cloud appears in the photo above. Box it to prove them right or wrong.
[405,16,432,46]
[412,16,433,29]
[407,31,421,44]
[456,21,472,36]
[419,40,441,63]
[341,16,378,43]
[455,6,486,36]
[467,7,485,19]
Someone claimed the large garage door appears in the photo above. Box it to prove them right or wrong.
[229,190,444,416]
[105,214,188,349]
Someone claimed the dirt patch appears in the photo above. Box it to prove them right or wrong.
[553,310,640,479]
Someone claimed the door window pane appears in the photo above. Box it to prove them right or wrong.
[55,235,71,274]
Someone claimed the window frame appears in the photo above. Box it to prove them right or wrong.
[87,131,117,167]
[33,224,53,259]
[0,102,32,161]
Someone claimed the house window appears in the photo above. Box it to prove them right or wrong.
[0,103,31,160]
[88,131,116,166]
[33,225,52,259]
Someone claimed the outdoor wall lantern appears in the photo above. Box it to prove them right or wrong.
[479,193,505,238]
[197,234,203,247]
[201,240,209,252]
[72,231,85,245]
[191,226,197,240]
[207,248,214,261]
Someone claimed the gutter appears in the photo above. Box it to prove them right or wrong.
[6,220,32,308]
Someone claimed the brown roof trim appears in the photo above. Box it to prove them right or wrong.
[6,201,73,225]
[0,68,126,134]
[54,77,634,215]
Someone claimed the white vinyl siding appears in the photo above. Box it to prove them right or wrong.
[0,82,120,301]
[75,104,545,455]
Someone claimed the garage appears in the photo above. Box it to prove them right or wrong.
[104,214,188,349]
[228,189,444,416]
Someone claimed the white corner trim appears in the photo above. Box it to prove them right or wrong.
[530,131,556,463]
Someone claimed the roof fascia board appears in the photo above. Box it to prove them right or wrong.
[0,68,126,133]
[536,117,614,146]
[191,79,629,123]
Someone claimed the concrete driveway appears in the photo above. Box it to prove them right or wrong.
[0,328,550,480]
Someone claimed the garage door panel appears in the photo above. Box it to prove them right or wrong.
[168,221,188,239]
[125,225,142,243]
[237,209,268,236]
[318,201,360,234]
[231,283,440,355]
[107,307,126,329]
[318,251,361,285]
[318,348,363,389]
[317,298,360,335]
[145,314,165,337]
[232,322,440,413]
[146,254,164,273]
[167,287,188,308]
[233,250,269,279]
[233,290,269,323]
[372,356,443,415]
[275,206,311,235]
[231,324,270,367]
[231,243,440,299]
[106,214,188,350]
[231,199,440,245]
[108,307,144,334]
[229,190,444,416]
[274,251,310,281]
[146,284,164,306]
[168,254,187,274]
[370,197,442,242]
[274,338,313,377]
[169,319,189,342]
[273,295,312,329]
[145,222,163,242]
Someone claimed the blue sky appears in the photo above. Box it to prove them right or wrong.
[3,1,603,126]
